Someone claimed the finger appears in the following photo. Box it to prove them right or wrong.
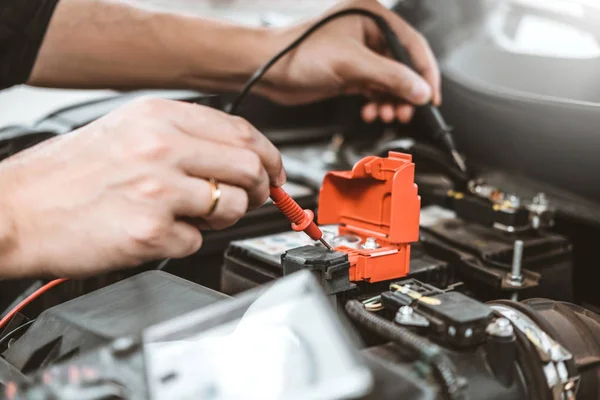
[172,178,250,230]
[377,8,441,104]
[202,184,249,230]
[435,89,442,107]
[396,104,415,123]
[357,3,441,105]
[155,101,285,186]
[361,102,378,123]
[177,139,269,209]
[339,48,431,105]
[162,221,203,259]
[379,104,396,123]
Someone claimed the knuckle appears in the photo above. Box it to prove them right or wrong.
[132,131,171,161]
[331,56,351,77]
[128,215,169,246]
[239,151,264,186]
[136,178,168,199]
[231,116,256,147]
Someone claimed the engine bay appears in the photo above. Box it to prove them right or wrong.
[1,81,600,400]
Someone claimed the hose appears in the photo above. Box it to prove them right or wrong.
[345,300,466,400]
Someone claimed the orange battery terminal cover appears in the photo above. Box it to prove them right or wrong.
[318,151,421,283]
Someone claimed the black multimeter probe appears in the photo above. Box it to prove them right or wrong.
[227,8,468,174]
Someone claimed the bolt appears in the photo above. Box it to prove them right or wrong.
[448,326,456,337]
[362,237,379,250]
[509,240,524,286]
[486,318,514,338]
[399,306,413,316]
[465,328,473,338]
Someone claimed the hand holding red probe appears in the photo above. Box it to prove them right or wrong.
[269,186,333,250]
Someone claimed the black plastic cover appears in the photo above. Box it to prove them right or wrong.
[1,271,228,375]
[282,245,354,295]
[382,279,492,348]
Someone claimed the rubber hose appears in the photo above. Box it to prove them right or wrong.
[345,300,466,400]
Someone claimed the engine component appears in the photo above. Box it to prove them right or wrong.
[2,271,373,400]
[318,151,421,283]
[381,279,492,348]
[419,205,573,302]
[518,299,600,399]
[222,228,453,298]
[353,291,600,400]
[281,245,354,296]
[2,271,599,400]
[0,271,227,386]
[436,180,556,234]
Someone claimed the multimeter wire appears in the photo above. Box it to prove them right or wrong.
[226,8,467,174]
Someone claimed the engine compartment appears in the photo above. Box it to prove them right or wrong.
[1,88,600,400]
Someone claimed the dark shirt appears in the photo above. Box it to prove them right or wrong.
[0,0,59,89]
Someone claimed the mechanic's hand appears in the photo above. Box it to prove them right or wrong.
[261,0,441,124]
[0,98,285,278]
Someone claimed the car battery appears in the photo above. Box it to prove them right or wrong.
[418,205,574,302]
[223,152,454,296]
[221,226,452,296]
[222,150,574,304]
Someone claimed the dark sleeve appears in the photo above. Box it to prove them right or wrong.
[0,0,60,89]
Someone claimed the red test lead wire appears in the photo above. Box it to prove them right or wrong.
[0,278,68,331]
[269,186,333,250]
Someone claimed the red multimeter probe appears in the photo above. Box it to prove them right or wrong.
[269,186,333,250]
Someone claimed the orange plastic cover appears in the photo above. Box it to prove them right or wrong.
[318,151,420,243]
[317,151,421,282]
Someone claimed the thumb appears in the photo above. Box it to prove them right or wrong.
[339,48,432,105]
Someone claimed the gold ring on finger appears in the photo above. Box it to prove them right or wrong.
[207,178,222,217]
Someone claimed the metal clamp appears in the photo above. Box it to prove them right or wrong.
[490,305,579,400]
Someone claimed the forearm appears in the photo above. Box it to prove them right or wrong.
[28,0,278,92]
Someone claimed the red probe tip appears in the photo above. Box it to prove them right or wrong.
[270,186,333,249]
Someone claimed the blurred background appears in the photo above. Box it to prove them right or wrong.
[3,0,600,201]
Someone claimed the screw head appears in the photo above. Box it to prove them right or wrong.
[465,328,473,338]
[448,326,456,337]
